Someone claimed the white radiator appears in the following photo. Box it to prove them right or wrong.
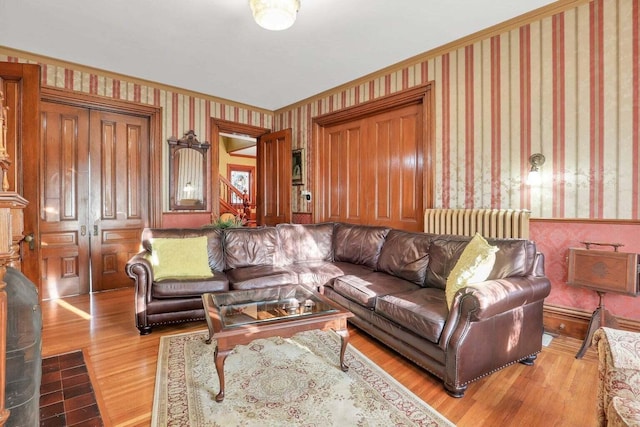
[423,209,530,239]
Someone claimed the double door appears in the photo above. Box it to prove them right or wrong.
[39,102,150,299]
[316,103,424,230]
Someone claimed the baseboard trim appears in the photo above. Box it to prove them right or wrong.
[543,304,640,339]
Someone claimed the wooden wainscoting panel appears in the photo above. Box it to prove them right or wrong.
[544,304,640,340]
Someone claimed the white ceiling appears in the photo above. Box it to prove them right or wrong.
[1,0,555,111]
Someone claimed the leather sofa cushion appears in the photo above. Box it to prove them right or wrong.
[152,274,229,299]
[226,265,298,290]
[141,227,225,272]
[375,288,448,344]
[426,235,536,289]
[329,261,376,277]
[333,223,390,269]
[425,236,469,290]
[377,229,431,285]
[224,227,278,269]
[333,272,419,308]
[276,223,334,264]
[489,239,536,278]
[287,261,346,288]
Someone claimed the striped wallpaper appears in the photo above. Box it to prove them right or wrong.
[276,0,639,220]
[1,0,638,220]
[0,52,273,213]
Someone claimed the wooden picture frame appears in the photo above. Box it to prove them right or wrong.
[292,149,304,185]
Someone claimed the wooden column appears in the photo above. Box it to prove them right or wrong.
[0,78,29,426]
[0,80,10,427]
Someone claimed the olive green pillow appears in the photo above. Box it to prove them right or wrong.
[445,233,498,309]
[150,236,213,281]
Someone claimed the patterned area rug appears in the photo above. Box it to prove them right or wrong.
[152,329,454,427]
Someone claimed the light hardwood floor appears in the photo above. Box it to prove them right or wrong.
[40,287,600,427]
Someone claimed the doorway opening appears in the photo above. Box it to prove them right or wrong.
[219,132,257,226]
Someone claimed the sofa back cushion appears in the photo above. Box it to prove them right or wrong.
[425,234,536,290]
[224,227,279,269]
[333,223,390,269]
[376,229,431,285]
[141,227,225,272]
[489,238,537,278]
[276,223,334,264]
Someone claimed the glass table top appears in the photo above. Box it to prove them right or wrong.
[206,284,339,328]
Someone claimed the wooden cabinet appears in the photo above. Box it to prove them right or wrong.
[568,248,639,296]
[567,245,640,358]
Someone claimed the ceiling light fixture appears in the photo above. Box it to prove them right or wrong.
[249,0,300,31]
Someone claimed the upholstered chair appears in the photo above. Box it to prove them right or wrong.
[593,327,640,426]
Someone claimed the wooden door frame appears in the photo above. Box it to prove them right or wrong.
[0,63,41,285]
[210,119,270,220]
[40,87,163,227]
[311,83,434,224]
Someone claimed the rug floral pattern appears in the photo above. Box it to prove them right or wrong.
[153,330,454,427]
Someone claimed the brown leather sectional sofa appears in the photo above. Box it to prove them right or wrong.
[125,222,550,397]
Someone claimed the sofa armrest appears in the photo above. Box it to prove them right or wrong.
[126,251,153,283]
[125,252,154,333]
[439,275,550,349]
[457,276,551,321]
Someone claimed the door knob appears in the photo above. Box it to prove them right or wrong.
[81,225,87,236]
[24,233,35,250]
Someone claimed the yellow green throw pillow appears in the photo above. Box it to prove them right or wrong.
[150,236,213,281]
[445,233,498,309]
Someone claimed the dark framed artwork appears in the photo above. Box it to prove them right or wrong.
[292,149,304,185]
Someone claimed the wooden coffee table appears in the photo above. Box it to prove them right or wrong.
[201,284,354,402]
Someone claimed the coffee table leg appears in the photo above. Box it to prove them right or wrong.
[214,347,231,402]
[335,328,350,372]
[202,294,214,345]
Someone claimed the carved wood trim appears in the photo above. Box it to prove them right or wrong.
[313,83,432,126]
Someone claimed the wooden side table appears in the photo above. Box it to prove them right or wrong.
[567,242,639,359]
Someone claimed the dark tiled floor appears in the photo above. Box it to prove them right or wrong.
[40,351,103,427]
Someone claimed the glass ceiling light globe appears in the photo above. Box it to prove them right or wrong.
[250,0,300,31]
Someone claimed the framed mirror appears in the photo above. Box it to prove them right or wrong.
[169,130,210,210]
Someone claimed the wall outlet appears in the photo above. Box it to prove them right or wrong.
[300,190,312,202]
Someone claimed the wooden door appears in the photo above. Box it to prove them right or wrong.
[89,110,149,291]
[257,129,292,226]
[315,102,425,231]
[40,102,91,297]
[318,121,366,223]
[367,104,423,229]
[0,63,41,287]
[39,102,150,298]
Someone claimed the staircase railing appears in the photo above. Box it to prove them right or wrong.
[219,175,252,223]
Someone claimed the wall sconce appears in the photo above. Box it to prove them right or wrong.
[250,0,300,31]
[527,153,545,185]
[183,181,194,195]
